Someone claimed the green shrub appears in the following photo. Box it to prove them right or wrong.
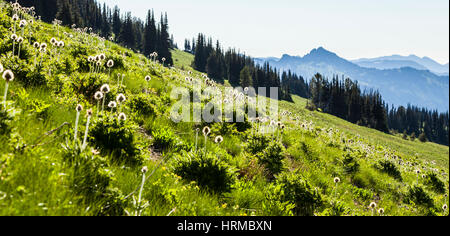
[320,201,349,216]
[73,73,108,101]
[2,56,35,87]
[418,133,427,142]
[172,151,236,193]
[257,140,285,177]
[351,186,373,202]
[246,133,270,155]
[341,153,360,174]
[0,102,19,136]
[424,172,446,194]
[210,122,238,136]
[275,171,323,216]
[405,185,434,207]
[374,159,402,181]
[262,183,295,216]
[152,128,179,151]
[225,180,265,210]
[128,93,160,116]
[299,140,318,161]
[89,116,141,165]
[61,140,126,215]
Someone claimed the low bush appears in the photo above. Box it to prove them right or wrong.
[172,151,236,193]
[341,153,360,175]
[128,93,161,117]
[151,127,179,151]
[423,172,446,194]
[257,140,285,178]
[89,116,141,165]
[405,185,434,207]
[246,133,270,155]
[274,171,323,216]
[374,159,402,181]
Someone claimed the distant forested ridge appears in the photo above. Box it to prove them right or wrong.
[9,0,174,65]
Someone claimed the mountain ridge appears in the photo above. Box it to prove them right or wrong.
[255,48,449,112]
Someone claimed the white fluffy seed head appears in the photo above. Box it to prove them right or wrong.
[94,91,103,100]
[334,177,341,183]
[369,202,377,209]
[202,126,211,136]
[378,208,384,214]
[108,101,117,108]
[16,37,23,43]
[50,38,56,44]
[99,54,106,61]
[11,34,17,40]
[19,19,27,27]
[116,93,126,103]
[141,166,148,173]
[86,109,93,117]
[215,136,224,144]
[12,14,19,21]
[40,43,47,49]
[58,41,64,47]
[33,42,40,48]
[2,70,14,82]
[76,104,83,112]
[100,84,110,94]
[145,75,151,82]
[118,112,127,121]
[106,60,114,68]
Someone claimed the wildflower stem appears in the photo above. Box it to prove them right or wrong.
[82,115,91,150]
[101,96,106,116]
[136,172,146,216]
[3,82,9,110]
[195,129,199,152]
[96,100,100,118]
[74,111,80,143]
[204,135,207,156]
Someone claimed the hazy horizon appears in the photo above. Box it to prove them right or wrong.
[97,0,449,65]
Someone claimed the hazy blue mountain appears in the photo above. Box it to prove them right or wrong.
[256,47,449,111]
[353,59,428,71]
[352,55,449,76]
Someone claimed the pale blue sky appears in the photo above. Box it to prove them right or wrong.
[98,0,449,64]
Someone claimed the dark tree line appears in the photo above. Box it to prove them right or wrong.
[11,0,174,65]
[388,105,449,145]
[189,33,297,101]
[281,70,310,99]
[309,73,389,133]
[308,73,449,145]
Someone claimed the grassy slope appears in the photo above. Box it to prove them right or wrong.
[0,2,448,216]
[172,49,449,170]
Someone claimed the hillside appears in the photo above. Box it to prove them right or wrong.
[0,2,449,217]
[256,47,449,112]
